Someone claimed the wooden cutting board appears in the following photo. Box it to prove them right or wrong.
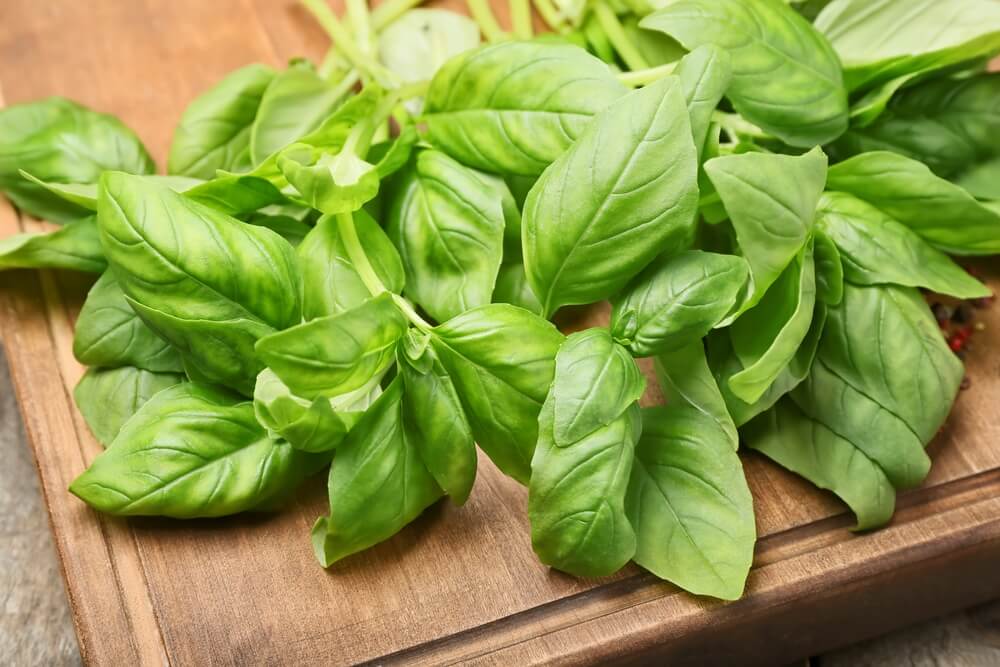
[2,2,1000,665]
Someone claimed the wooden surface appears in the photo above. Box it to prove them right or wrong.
[2,2,1000,665]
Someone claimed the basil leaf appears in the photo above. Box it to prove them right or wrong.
[626,404,755,600]
[743,398,895,530]
[73,366,184,446]
[833,73,1000,178]
[387,150,506,322]
[377,9,480,90]
[298,210,404,320]
[656,340,739,450]
[705,147,827,317]
[0,216,104,272]
[642,0,848,147]
[792,284,962,488]
[278,142,380,214]
[814,0,1000,92]
[954,155,1000,201]
[674,45,733,159]
[0,98,154,224]
[529,330,641,577]
[312,378,443,567]
[524,76,699,316]
[813,228,844,306]
[19,172,203,211]
[250,61,352,166]
[492,263,543,315]
[245,212,312,247]
[253,369,374,453]
[70,383,322,517]
[826,151,1000,255]
[398,331,477,504]
[73,271,183,372]
[611,250,748,358]
[256,293,407,399]
[708,304,827,427]
[430,304,564,483]
[818,192,990,299]
[728,241,817,404]
[97,172,301,395]
[168,64,276,178]
[423,41,628,176]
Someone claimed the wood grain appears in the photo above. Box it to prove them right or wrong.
[1,2,1000,665]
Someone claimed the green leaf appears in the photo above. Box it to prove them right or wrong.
[278,142,380,214]
[523,76,699,316]
[298,210,404,320]
[611,250,748,358]
[73,366,184,446]
[0,216,104,272]
[423,41,628,176]
[253,368,374,453]
[97,172,301,395]
[73,271,183,372]
[551,329,646,447]
[256,293,407,400]
[832,73,1000,178]
[18,171,203,211]
[529,330,641,578]
[430,304,564,483]
[626,404,755,600]
[168,64,276,178]
[398,331,477,504]
[182,174,287,216]
[312,378,443,567]
[0,98,154,224]
[705,147,827,317]
[707,304,827,427]
[728,241,817,404]
[622,14,687,67]
[377,9,480,87]
[674,45,733,159]
[387,150,506,322]
[492,263,543,315]
[642,0,848,147]
[825,151,1000,255]
[245,212,312,247]
[70,383,322,517]
[818,192,990,299]
[743,398,895,530]
[813,228,844,306]
[814,0,1000,92]
[954,155,1000,201]
[655,340,739,450]
[250,61,352,166]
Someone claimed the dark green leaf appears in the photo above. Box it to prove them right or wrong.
[813,228,844,306]
[492,262,543,315]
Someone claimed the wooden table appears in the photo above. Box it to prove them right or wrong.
[3,2,1000,665]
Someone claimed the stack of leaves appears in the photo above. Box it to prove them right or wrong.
[1,0,998,601]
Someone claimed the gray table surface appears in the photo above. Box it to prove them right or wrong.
[2,345,999,667]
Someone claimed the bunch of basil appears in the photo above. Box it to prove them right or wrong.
[1,0,998,601]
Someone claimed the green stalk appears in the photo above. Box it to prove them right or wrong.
[335,211,432,330]
[346,0,374,57]
[318,47,348,79]
[301,0,399,88]
[467,0,508,43]
[510,0,534,39]
[592,2,649,71]
[371,0,425,30]
[712,111,771,140]
[395,79,430,101]
[533,0,567,32]
[617,62,677,87]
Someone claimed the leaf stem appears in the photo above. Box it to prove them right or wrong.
[712,111,770,140]
[592,2,649,71]
[532,0,567,32]
[510,0,534,39]
[617,62,677,87]
[371,0,424,30]
[466,0,508,43]
[346,0,374,57]
[336,211,386,296]
[301,0,399,89]
[392,294,433,330]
